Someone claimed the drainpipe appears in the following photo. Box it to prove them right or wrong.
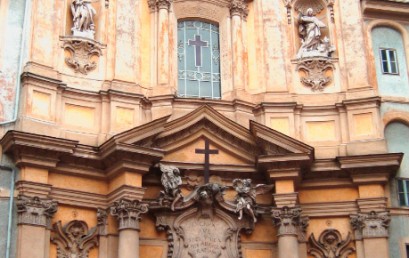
[0,0,32,125]
[0,165,16,258]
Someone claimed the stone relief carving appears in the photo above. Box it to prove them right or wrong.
[296,8,335,59]
[308,229,355,258]
[272,206,309,237]
[16,195,58,227]
[62,38,103,75]
[157,163,184,211]
[96,208,108,235]
[52,220,99,258]
[110,198,149,230]
[71,0,97,39]
[232,179,273,223]
[151,181,260,258]
[350,211,390,239]
[296,58,335,91]
[229,0,248,18]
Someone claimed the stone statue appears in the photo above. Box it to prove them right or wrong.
[71,0,97,39]
[232,179,273,223]
[296,8,335,59]
[158,163,183,211]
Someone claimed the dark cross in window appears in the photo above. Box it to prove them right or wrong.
[195,138,219,183]
[188,35,208,67]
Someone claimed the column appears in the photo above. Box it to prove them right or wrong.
[350,211,391,258]
[15,195,58,258]
[229,0,248,92]
[271,206,308,258]
[156,0,171,86]
[110,199,149,258]
[97,208,109,258]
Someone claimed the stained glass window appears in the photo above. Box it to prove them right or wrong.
[177,20,221,99]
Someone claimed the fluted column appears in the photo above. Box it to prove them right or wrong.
[15,195,58,258]
[156,0,171,86]
[229,0,248,92]
[272,206,308,258]
[350,211,390,258]
[110,199,149,258]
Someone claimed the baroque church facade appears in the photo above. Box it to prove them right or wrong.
[0,0,409,258]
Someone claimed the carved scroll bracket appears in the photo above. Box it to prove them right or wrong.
[272,206,309,239]
[308,229,355,258]
[110,199,149,231]
[350,211,390,239]
[296,57,336,92]
[52,220,99,258]
[60,36,105,75]
[16,195,58,228]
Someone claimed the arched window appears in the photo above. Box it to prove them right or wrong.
[385,122,409,206]
[177,20,221,99]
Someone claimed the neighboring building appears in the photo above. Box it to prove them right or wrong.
[0,0,408,258]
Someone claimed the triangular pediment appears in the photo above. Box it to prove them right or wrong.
[108,105,314,170]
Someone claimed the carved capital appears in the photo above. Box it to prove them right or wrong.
[16,195,58,227]
[350,211,390,239]
[148,0,157,11]
[52,220,98,258]
[229,0,248,18]
[272,206,308,237]
[156,0,171,10]
[110,199,149,230]
[61,37,103,75]
[308,229,355,258]
[296,58,335,91]
[97,208,108,236]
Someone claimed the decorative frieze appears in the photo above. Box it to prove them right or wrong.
[350,211,390,239]
[272,206,309,237]
[16,195,58,227]
[296,58,335,91]
[110,199,149,230]
[308,229,355,258]
[229,0,248,18]
[52,220,99,258]
[97,208,108,236]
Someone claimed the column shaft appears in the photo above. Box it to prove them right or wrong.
[157,8,169,85]
[118,230,140,258]
[278,235,299,258]
[231,14,244,91]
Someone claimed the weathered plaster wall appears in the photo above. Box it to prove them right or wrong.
[0,167,16,258]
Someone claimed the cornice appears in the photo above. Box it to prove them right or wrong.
[362,0,409,19]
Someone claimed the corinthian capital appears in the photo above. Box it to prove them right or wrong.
[229,0,248,18]
[272,206,309,238]
[350,211,390,239]
[110,199,149,230]
[16,195,58,227]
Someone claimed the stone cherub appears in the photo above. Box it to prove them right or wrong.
[296,8,335,59]
[71,0,97,39]
[232,179,273,223]
[157,163,183,211]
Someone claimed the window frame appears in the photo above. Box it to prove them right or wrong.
[379,48,399,75]
[397,177,409,206]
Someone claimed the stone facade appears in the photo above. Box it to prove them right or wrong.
[0,0,408,258]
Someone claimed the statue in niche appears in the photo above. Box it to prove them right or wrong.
[296,8,335,59]
[157,163,183,211]
[232,179,273,223]
[71,0,97,39]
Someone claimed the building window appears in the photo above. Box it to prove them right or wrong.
[380,48,399,75]
[177,20,221,99]
[398,178,409,206]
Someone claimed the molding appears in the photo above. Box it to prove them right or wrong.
[301,201,358,218]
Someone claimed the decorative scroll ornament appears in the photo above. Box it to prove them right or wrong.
[229,0,249,18]
[308,229,355,258]
[350,211,390,239]
[157,163,183,211]
[110,199,149,230]
[16,195,58,227]
[272,206,309,237]
[297,58,335,91]
[52,220,98,258]
[62,38,102,75]
[96,208,108,235]
[70,0,97,39]
[233,179,273,223]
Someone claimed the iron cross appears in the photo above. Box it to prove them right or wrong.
[188,34,208,67]
[195,138,219,183]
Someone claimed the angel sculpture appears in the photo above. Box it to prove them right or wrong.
[71,0,97,38]
[233,179,273,223]
[158,163,183,211]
